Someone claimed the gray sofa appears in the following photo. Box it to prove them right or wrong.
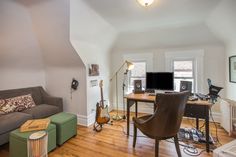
[0,86,63,145]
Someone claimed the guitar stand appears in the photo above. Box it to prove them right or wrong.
[93,122,103,132]
[93,120,113,132]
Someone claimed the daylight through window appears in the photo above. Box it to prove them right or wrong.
[173,60,195,92]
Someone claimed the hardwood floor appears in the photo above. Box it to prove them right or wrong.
[0,112,234,157]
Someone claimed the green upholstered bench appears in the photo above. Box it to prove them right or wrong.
[50,112,77,145]
[9,123,56,157]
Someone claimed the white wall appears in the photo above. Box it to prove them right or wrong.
[45,67,86,120]
[0,0,87,125]
[207,0,236,101]
[111,45,225,113]
[226,46,236,101]
[0,0,45,90]
[70,0,117,125]
[23,0,86,124]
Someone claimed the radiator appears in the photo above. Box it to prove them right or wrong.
[213,139,236,157]
[220,99,236,136]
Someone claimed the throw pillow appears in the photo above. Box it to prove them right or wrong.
[0,94,36,115]
[0,99,16,114]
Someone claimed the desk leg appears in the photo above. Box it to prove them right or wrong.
[196,117,199,130]
[127,99,130,136]
[127,99,135,136]
[205,107,210,152]
[135,101,138,118]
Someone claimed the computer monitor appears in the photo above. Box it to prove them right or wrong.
[146,72,174,91]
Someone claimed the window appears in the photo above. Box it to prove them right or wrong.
[173,60,195,92]
[127,61,146,93]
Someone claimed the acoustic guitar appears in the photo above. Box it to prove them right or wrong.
[93,80,110,132]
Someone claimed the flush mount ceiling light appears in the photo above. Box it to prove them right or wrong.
[137,0,154,7]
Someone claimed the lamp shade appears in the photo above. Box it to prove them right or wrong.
[126,61,134,70]
[137,0,154,7]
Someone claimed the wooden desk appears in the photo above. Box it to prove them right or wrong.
[125,93,213,153]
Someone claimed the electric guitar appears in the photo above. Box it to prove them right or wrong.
[94,80,110,132]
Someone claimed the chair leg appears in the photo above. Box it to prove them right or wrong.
[174,135,182,157]
[133,124,137,148]
[155,139,159,157]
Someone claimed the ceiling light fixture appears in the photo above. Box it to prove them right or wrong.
[137,0,154,7]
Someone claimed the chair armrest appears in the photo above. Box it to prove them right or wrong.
[133,114,153,125]
[43,96,63,112]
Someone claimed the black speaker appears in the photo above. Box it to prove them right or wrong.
[133,80,144,93]
[180,81,192,92]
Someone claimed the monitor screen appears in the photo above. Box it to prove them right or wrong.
[146,72,174,90]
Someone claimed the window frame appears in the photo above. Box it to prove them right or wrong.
[172,59,196,92]
[127,61,147,92]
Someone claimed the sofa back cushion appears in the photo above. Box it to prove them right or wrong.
[0,86,43,105]
[0,94,36,115]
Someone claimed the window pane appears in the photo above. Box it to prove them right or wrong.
[128,61,146,93]
[130,62,146,77]
[174,61,193,77]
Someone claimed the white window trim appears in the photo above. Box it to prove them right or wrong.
[123,53,153,93]
[172,59,196,92]
[165,50,204,93]
[128,61,147,90]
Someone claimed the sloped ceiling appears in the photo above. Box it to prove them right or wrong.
[114,23,222,50]
[207,0,236,49]
[84,0,221,32]
[17,0,84,68]
[84,0,224,49]
[0,0,44,70]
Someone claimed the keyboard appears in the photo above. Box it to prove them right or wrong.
[148,93,156,96]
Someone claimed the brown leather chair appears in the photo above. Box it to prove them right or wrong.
[133,91,189,157]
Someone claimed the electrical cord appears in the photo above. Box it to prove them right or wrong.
[186,117,196,128]
[165,138,206,156]
[186,117,206,132]
[199,122,205,132]
[113,122,149,138]
[183,146,206,156]
[114,123,208,156]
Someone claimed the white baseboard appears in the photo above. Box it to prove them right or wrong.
[77,112,95,127]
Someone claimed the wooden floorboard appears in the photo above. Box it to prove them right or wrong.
[0,112,234,157]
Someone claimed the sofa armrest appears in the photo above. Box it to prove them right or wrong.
[43,96,63,112]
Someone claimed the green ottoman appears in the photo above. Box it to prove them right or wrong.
[50,112,77,145]
[10,124,56,157]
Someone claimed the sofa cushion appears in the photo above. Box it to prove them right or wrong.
[0,112,33,135]
[0,94,36,115]
[22,104,60,119]
[0,87,43,105]
[0,99,16,115]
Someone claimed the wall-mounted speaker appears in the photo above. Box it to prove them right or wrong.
[180,81,192,93]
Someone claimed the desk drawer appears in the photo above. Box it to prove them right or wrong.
[184,104,208,119]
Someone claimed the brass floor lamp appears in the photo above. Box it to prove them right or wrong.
[110,60,134,120]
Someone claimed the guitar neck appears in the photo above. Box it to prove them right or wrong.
[100,86,104,107]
